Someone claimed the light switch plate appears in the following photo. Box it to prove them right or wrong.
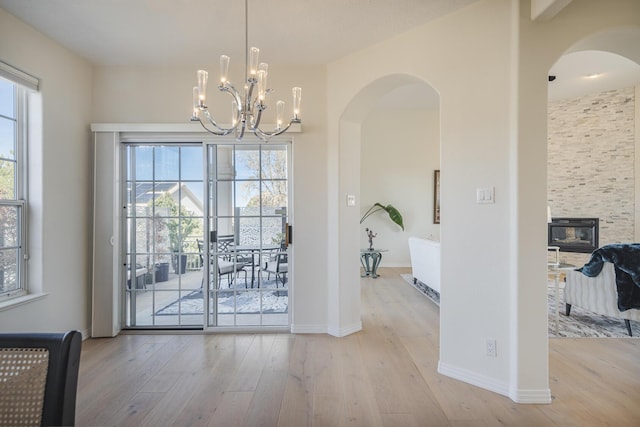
[476,187,495,204]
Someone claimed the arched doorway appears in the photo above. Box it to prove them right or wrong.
[546,28,640,337]
[328,74,441,337]
[359,81,441,261]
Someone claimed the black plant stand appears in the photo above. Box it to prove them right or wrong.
[360,249,387,278]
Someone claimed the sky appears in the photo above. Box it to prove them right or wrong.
[130,145,270,208]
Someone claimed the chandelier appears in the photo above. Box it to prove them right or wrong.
[190,0,301,141]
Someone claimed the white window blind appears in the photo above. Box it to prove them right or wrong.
[0,60,39,92]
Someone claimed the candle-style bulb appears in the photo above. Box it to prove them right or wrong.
[197,70,208,105]
[292,87,302,119]
[276,100,284,129]
[192,86,200,117]
[220,55,230,84]
[249,47,260,77]
[257,70,267,102]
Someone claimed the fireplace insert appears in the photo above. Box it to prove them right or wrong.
[548,217,599,253]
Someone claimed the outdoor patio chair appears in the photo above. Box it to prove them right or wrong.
[217,258,248,288]
[198,239,248,288]
[263,250,288,287]
[217,234,235,260]
[0,330,82,427]
[218,234,255,271]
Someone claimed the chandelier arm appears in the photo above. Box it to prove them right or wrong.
[223,82,244,108]
[192,116,233,136]
[194,83,243,135]
[255,132,268,142]
[245,81,256,114]
[221,82,244,127]
[236,120,247,141]
[254,118,299,140]
[249,107,264,131]
[202,110,237,135]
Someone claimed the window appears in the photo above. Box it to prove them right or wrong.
[0,62,35,302]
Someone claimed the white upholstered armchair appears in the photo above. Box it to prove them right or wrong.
[565,262,640,336]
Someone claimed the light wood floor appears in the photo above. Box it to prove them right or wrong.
[76,267,640,426]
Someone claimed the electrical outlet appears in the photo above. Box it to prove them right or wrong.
[486,338,497,357]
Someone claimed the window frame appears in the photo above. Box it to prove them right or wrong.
[0,77,29,302]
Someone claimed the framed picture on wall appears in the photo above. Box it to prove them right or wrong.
[433,170,440,224]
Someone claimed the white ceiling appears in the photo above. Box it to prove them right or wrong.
[549,50,640,102]
[0,0,478,66]
[1,0,639,109]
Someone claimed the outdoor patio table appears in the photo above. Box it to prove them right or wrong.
[233,244,280,287]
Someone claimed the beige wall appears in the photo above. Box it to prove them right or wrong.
[328,0,640,402]
[360,108,440,266]
[0,8,93,335]
[328,0,518,398]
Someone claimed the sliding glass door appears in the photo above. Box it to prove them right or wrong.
[123,142,290,329]
[205,144,290,329]
[124,144,204,327]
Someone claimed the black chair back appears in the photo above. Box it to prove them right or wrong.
[0,330,82,427]
[217,234,235,259]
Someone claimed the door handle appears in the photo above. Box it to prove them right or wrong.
[285,224,292,248]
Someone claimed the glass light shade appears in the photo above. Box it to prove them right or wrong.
[292,87,302,118]
[192,86,199,116]
[220,55,230,83]
[257,70,267,102]
[197,70,208,104]
[276,100,285,129]
[259,62,268,73]
[249,47,260,76]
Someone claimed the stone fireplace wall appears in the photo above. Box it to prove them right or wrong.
[548,86,636,266]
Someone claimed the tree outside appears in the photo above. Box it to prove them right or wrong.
[0,150,17,292]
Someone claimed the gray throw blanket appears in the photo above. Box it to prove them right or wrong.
[578,243,640,311]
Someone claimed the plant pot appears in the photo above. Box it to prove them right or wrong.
[145,272,154,284]
[172,254,187,275]
[155,262,169,282]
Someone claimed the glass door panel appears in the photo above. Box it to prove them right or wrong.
[205,143,290,329]
[124,144,204,328]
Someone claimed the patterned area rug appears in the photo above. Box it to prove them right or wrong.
[400,274,440,306]
[155,279,288,316]
[546,281,638,338]
[400,274,639,338]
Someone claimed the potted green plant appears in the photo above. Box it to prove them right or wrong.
[360,202,404,250]
[360,202,404,229]
[155,193,200,275]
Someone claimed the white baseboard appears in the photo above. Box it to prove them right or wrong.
[438,361,551,404]
[438,361,509,397]
[509,388,552,404]
[290,324,328,334]
[80,328,91,340]
[327,321,362,337]
[290,322,362,336]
